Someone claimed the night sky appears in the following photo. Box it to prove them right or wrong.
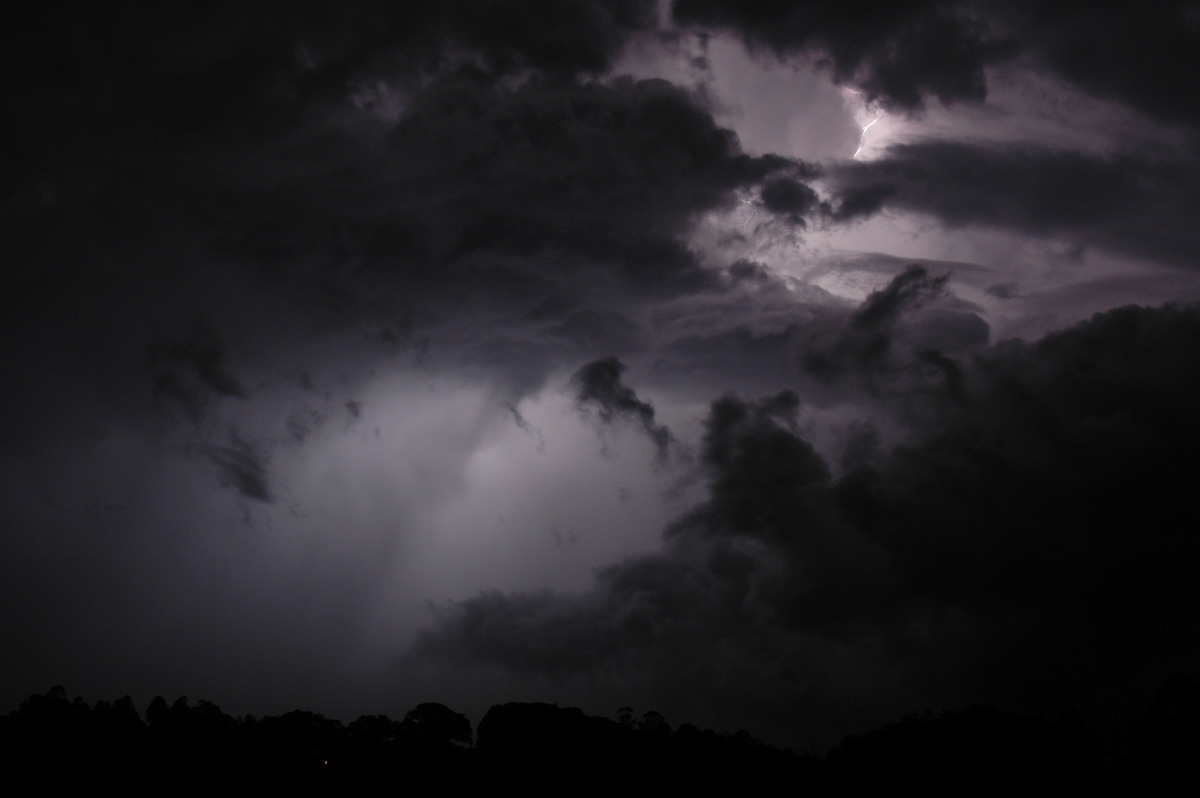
[5,1,1200,750]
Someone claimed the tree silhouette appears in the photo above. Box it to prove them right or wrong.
[401,702,472,747]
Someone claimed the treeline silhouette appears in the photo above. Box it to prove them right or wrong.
[3,676,1197,796]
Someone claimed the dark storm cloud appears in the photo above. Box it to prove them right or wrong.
[726,259,775,285]
[673,0,1011,111]
[2,0,824,439]
[830,142,1137,229]
[984,282,1022,300]
[852,265,949,329]
[2,0,768,269]
[829,183,895,222]
[827,142,1200,266]
[147,331,247,425]
[167,67,821,384]
[835,419,881,472]
[550,310,645,353]
[2,1,654,150]
[759,177,823,224]
[372,73,810,299]
[415,303,1200,745]
[8,0,1199,754]
[993,2,1200,129]
[647,262,843,396]
[803,266,950,380]
[285,403,327,444]
[650,260,987,410]
[572,357,673,460]
[437,0,658,75]
[502,401,546,451]
[202,432,273,503]
[672,1,1200,129]
[661,325,803,390]
[670,390,830,541]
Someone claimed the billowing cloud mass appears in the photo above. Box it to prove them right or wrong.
[4,0,1200,752]
[673,0,1011,110]
[418,304,1200,745]
[201,433,274,503]
[573,357,674,460]
[826,143,1200,266]
[803,265,951,381]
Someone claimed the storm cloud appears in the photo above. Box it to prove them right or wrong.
[3,0,1200,755]
[673,0,1010,111]
[573,357,674,461]
[417,304,1200,746]
[827,142,1200,267]
[673,1,1200,125]
[803,265,951,380]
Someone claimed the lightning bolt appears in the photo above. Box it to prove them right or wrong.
[853,112,883,159]
[737,197,759,229]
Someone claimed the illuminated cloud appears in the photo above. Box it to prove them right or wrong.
[3,0,1200,753]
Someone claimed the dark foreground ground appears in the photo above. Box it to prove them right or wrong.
[3,676,1197,796]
